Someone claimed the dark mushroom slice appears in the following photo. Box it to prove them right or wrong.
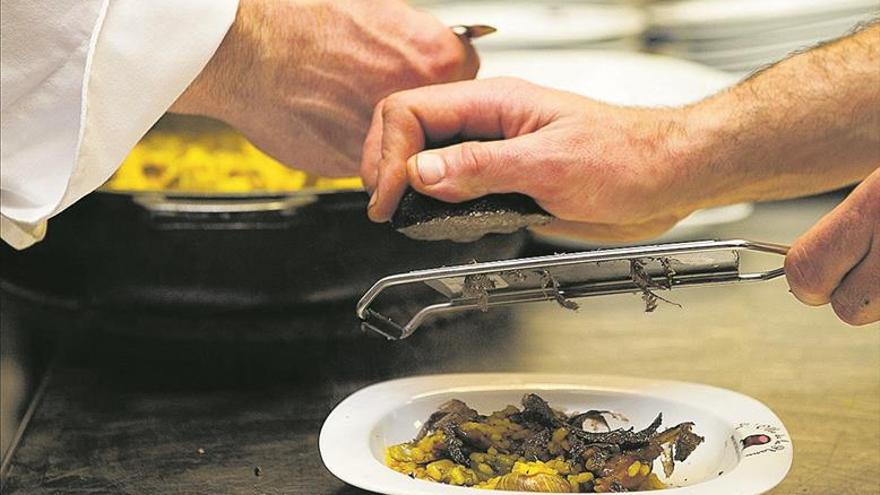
[521,428,553,462]
[414,399,479,441]
[567,410,622,432]
[440,423,470,465]
[520,393,568,428]
[592,422,704,490]
[522,394,663,448]
[568,413,664,447]
[391,189,552,242]
[652,422,704,462]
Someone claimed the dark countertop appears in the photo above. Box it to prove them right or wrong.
[2,196,879,495]
[0,303,525,495]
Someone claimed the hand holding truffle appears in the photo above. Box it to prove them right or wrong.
[361,78,694,241]
[361,23,880,325]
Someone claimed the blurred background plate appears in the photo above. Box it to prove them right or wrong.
[659,13,874,52]
[478,49,735,105]
[648,0,877,36]
[648,0,879,75]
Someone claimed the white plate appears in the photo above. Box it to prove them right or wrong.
[654,42,808,72]
[425,2,647,50]
[649,0,877,32]
[478,50,736,107]
[655,12,872,50]
[320,373,793,495]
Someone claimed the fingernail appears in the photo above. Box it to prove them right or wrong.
[368,192,377,210]
[415,154,446,185]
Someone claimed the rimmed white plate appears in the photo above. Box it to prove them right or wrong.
[658,36,840,64]
[656,12,872,51]
[320,373,793,495]
[477,50,735,109]
[649,0,877,33]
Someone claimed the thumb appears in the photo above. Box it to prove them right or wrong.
[405,136,539,203]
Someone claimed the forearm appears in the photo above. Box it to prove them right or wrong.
[169,0,256,120]
[679,22,880,210]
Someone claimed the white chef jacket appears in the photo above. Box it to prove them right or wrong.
[0,0,238,249]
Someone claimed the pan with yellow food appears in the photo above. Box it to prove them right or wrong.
[0,116,525,317]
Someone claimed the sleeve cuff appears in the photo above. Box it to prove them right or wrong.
[2,0,239,248]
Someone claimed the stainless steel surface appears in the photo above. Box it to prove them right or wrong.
[359,239,789,340]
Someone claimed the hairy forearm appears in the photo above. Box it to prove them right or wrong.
[169,0,260,119]
[679,22,880,210]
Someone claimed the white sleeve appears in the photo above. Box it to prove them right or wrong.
[0,0,238,249]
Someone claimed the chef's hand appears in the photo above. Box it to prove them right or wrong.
[785,168,880,326]
[170,0,479,177]
[361,77,699,240]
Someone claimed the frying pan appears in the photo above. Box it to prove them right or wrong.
[0,189,526,312]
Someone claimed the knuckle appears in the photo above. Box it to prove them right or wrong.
[455,141,488,178]
[380,94,414,125]
[784,246,830,304]
[381,94,404,114]
[423,40,464,81]
[384,89,420,109]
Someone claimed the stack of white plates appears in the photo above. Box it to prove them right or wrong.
[422,1,648,51]
[648,0,879,75]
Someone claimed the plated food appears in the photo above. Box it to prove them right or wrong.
[385,394,702,492]
[319,374,793,495]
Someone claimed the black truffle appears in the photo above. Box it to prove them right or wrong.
[391,190,552,242]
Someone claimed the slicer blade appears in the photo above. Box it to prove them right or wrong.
[357,239,789,340]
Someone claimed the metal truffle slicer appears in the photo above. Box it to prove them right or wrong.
[357,239,790,340]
